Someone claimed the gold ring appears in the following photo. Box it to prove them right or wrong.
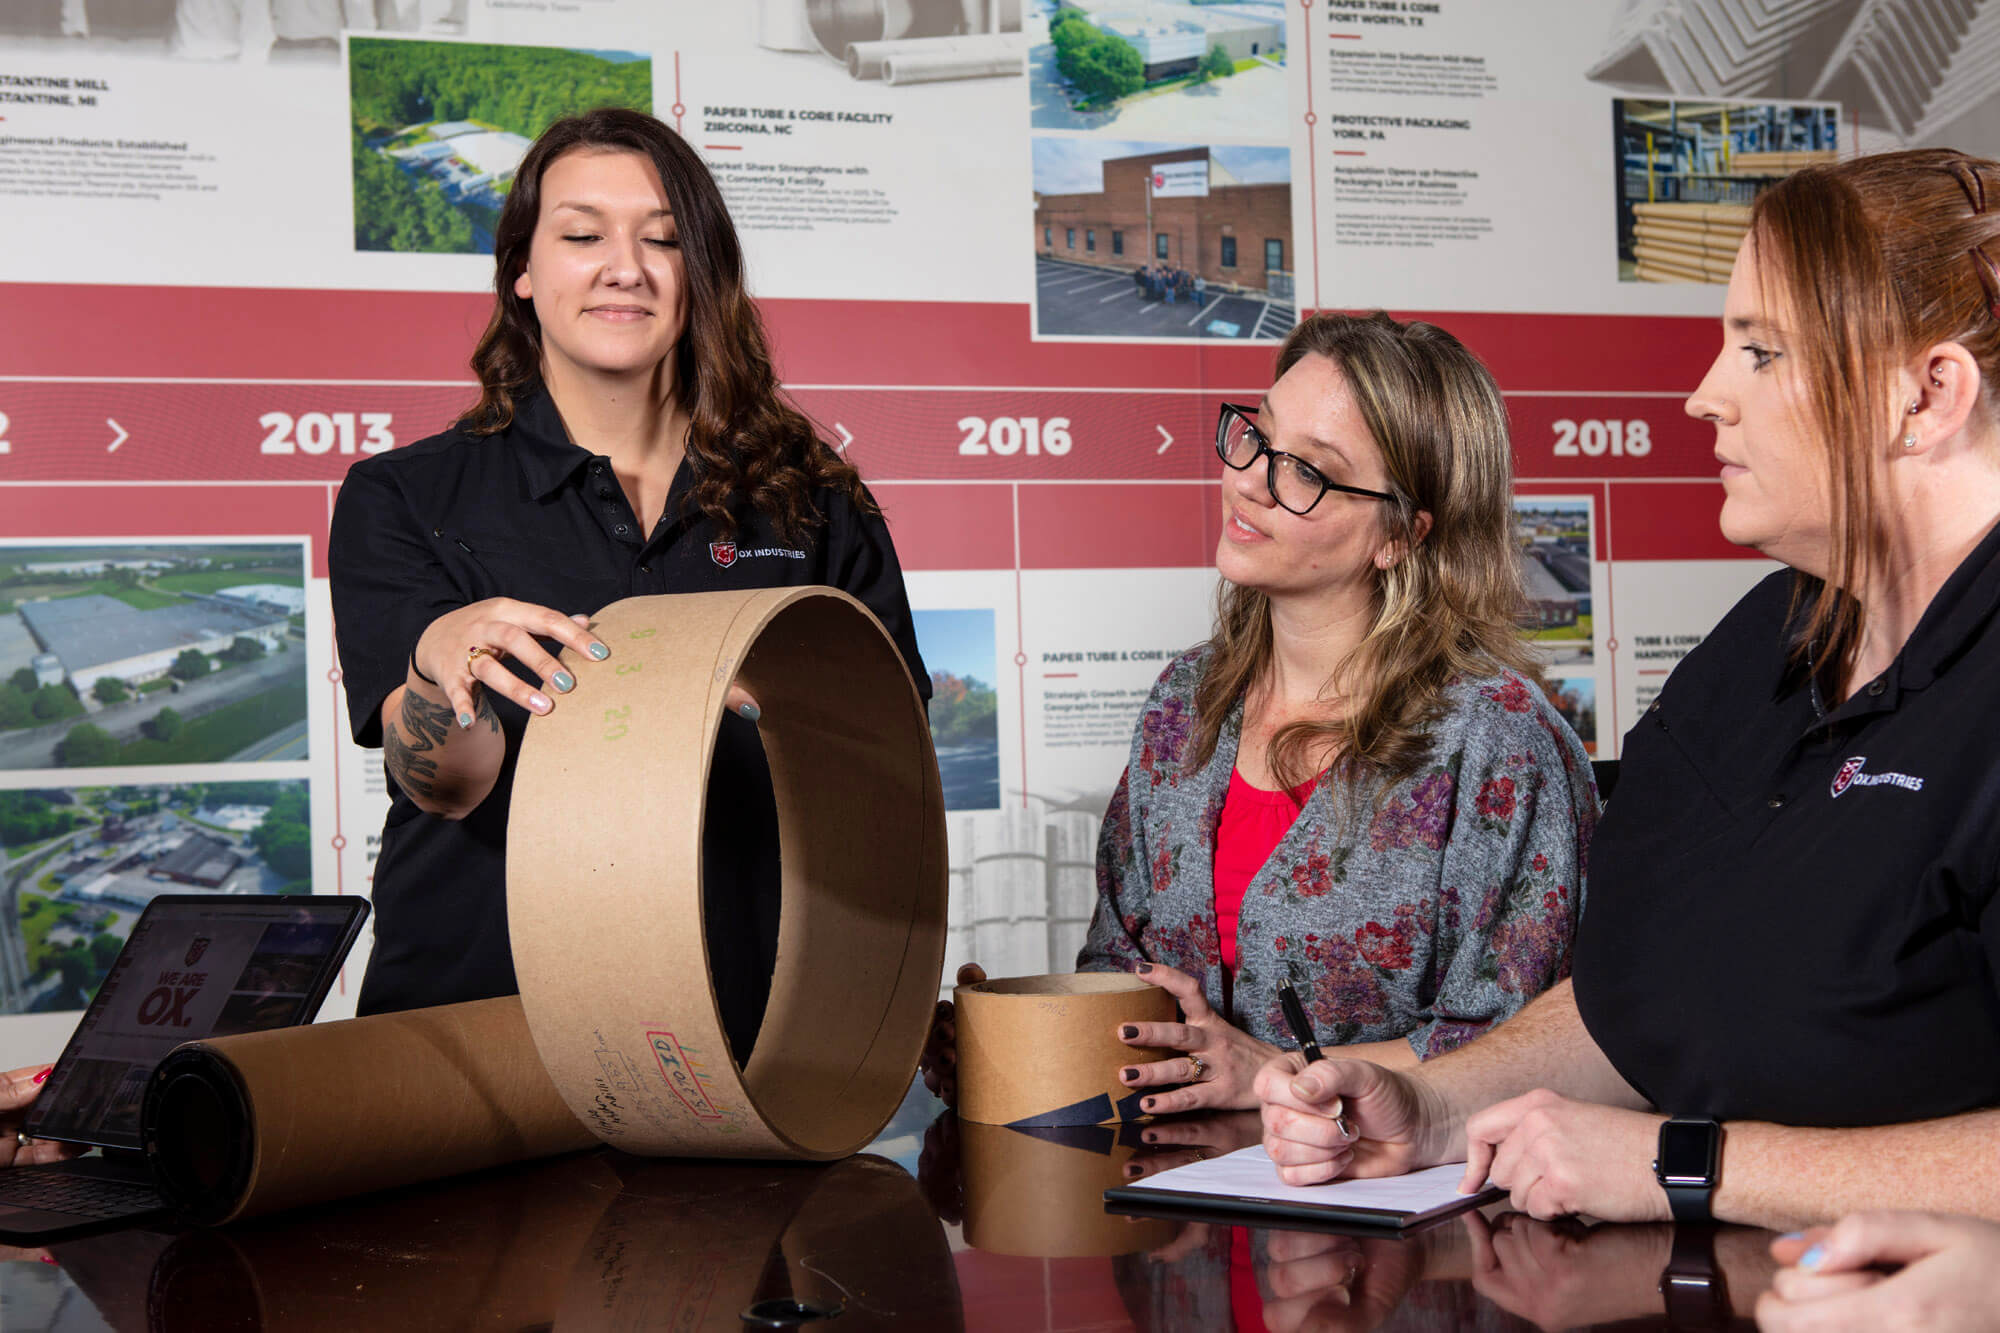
[467,646,496,666]
[1186,1053,1206,1081]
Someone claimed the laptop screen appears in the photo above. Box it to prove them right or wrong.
[25,895,368,1151]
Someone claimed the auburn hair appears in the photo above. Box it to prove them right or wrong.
[1749,150,2000,685]
[1187,312,1540,792]
[460,108,874,540]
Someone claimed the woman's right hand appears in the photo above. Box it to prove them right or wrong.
[0,1066,77,1170]
[1255,1050,1439,1185]
[920,963,985,1104]
[413,599,610,725]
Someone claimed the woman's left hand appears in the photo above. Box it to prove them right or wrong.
[1461,1090,1668,1222]
[1117,962,1279,1113]
[0,1066,78,1170]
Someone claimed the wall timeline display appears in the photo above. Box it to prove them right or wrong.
[0,0,1989,1037]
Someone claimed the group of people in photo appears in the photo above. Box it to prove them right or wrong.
[1135,262,1203,305]
[5,101,1999,1329]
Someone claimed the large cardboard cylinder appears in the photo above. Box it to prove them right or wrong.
[955,973,1176,1127]
[142,996,597,1224]
[508,588,948,1160]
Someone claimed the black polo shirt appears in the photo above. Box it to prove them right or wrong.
[328,390,928,1050]
[1575,519,2000,1127]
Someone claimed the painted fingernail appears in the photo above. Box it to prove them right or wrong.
[1799,1244,1827,1271]
[551,671,575,693]
[1778,1232,1806,1242]
[1141,1098,1156,1112]
[39,1255,56,1265]
[1143,1130,1160,1144]
[739,702,761,722]
[587,642,610,660]
[530,693,552,713]
[1124,1162,1142,1178]
[32,1068,51,1085]
[458,712,474,729]
[1336,1116,1356,1141]
[1121,1067,1139,1083]
[1135,962,1153,974]
[1120,1025,1139,1039]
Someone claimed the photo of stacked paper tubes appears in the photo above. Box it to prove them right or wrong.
[754,0,1027,84]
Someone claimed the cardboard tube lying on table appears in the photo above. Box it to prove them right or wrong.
[955,973,1175,1127]
[143,996,597,1225]
[508,587,947,1159]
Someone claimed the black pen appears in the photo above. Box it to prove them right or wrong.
[1276,975,1323,1065]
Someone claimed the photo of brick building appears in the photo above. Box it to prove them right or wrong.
[1032,141,1295,340]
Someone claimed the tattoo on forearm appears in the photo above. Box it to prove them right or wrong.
[385,687,457,798]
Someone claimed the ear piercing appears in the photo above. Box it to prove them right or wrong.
[1905,400,1920,448]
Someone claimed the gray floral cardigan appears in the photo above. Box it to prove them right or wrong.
[1078,647,1599,1058]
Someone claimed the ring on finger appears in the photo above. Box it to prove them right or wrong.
[1186,1053,1206,1081]
[467,645,498,668]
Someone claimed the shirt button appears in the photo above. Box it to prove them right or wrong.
[1867,679,1886,696]
[614,524,629,536]
[591,463,604,475]
[638,565,650,574]
[1767,794,1787,809]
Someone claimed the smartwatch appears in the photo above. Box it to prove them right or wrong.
[1653,1117,1722,1222]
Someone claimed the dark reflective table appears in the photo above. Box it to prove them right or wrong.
[3,1083,1780,1331]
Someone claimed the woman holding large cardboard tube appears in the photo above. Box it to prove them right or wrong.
[925,314,1598,1110]
[1257,149,2000,1231]
[330,109,926,1038]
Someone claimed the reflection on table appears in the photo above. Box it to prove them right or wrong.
[11,1085,1783,1330]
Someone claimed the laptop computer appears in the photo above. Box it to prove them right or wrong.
[0,893,369,1242]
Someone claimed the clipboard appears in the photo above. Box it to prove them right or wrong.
[1103,1150,1503,1234]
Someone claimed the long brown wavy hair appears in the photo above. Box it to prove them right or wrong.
[1188,312,1540,792]
[460,108,874,540]
[1748,149,2000,687]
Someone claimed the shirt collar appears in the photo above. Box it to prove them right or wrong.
[507,389,596,501]
[1898,510,2000,691]
[1779,510,2000,708]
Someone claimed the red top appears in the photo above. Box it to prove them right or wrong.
[1213,768,1318,971]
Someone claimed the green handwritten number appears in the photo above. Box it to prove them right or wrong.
[629,627,657,639]
[604,705,630,743]
[615,662,642,676]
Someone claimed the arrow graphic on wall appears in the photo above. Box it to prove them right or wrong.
[1155,425,1173,454]
[106,419,129,452]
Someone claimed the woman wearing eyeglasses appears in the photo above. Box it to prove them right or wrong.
[1069,311,1598,1114]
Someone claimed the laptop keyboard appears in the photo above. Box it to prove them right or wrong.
[0,1171,161,1219]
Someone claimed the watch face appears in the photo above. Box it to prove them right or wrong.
[1658,1120,1719,1182]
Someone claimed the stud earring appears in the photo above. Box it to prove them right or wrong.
[1904,432,1919,448]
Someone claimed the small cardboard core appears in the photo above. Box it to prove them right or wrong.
[954,971,1178,1128]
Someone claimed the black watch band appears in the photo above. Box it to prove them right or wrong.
[1654,1117,1722,1224]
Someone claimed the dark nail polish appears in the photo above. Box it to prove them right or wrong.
[1142,1098,1156,1112]
[1136,962,1153,974]
[1121,1067,1139,1082]
[1120,1025,1139,1039]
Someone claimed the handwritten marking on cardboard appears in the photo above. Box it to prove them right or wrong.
[647,1029,725,1120]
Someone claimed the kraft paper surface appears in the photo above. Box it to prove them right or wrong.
[508,587,947,1160]
[960,1120,1178,1257]
[955,973,1176,1127]
[142,996,598,1225]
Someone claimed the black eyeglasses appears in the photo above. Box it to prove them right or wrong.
[1214,403,1398,515]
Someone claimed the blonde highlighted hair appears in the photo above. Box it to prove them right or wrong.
[1188,311,1540,792]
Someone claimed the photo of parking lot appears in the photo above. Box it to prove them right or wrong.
[0,543,308,772]
[1515,498,1593,667]
[0,780,312,1014]
[1033,138,1295,341]
[350,36,652,255]
[915,609,1001,810]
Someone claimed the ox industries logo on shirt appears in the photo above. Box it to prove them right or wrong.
[708,541,807,569]
[1830,756,1925,798]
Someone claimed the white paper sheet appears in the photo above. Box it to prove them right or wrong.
[1118,1148,1488,1222]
